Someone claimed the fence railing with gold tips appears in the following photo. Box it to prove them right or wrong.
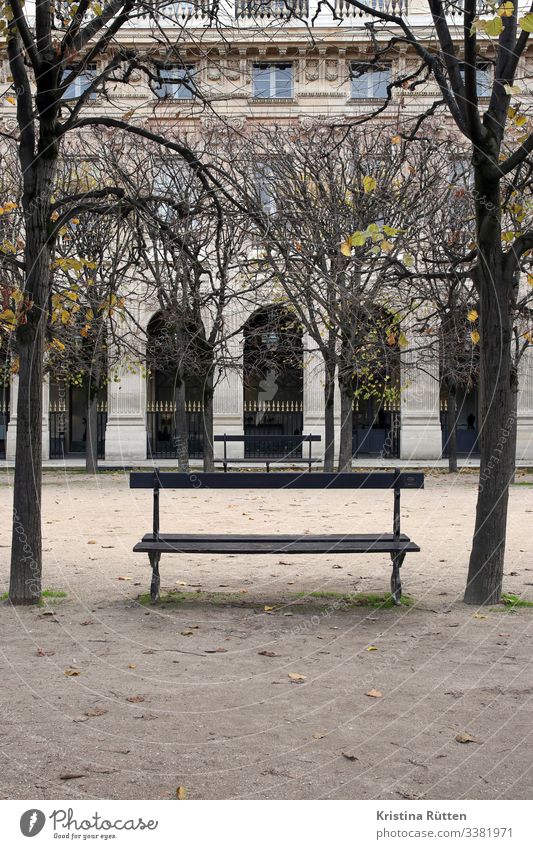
[49,401,108,413]
[146,401,204,413]
[352,398,400,412]
[244,400,303,413]
[441,399,448,412]
[0,402,9,415]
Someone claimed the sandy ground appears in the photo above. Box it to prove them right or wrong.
[1,469,533,800]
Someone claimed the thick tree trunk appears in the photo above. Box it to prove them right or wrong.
[447,384,458,474]
[85,388,99,476]
[9,331,44,603]
[9,157,56,604]
[338,376,353,473]
[173,377,189,473]
[464,255,515,605]
[323,363,335,473]
[202,370,215,473]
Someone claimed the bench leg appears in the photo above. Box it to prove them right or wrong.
[390,551,406,606]
[148,552,161,603]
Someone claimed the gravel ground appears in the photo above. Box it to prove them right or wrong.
[1,470,532,800]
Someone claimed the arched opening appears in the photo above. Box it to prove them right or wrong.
[49,379,107,459]
[350,311,401,458]
[146,312,204,459]
[243,305,303,458]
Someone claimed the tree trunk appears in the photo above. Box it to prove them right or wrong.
[323,363,335,473]
[202,370,215,473]
[85,387,99,475]
[338,376,353,473]
[447,384,459,474]
[464,248,515,605]
[173,377,189,473]
[9,157,56,604]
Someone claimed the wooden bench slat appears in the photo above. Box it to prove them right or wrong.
[134,539,420,554]
[130,471,424,490]
[141,532,411,542]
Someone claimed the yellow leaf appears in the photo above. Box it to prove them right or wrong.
[514,114,527,127]
[518,12,533,32]
[380,239,394,253]
[366,645,378,651]
[5,96,15,105]
[498,1,514,16]
[0,309,15,322]
[398,332,409,348]
[340,240,352,257]
[366,688,383,698]
[467,309,478,322]
[264,605,274,612]
[527,274,533,288]
[176,786,187,800]
[486,15,503,36]
[288,672,306,683]
[64,667,81,676]
[471,330,480,344]
[61,310,71,325]
[391,135,401,145]
[473,613,487,619]
[362,175,377,194]
[504,84,521,95]
[351,231,366,247]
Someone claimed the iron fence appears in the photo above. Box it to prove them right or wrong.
[243,399,304,457]
[49,402,107,459]
[146,401,204,459]
[440,401,480,457]
[351,399,400,458]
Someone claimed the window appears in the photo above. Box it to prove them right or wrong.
[350,63,391,99]
[153,65,197,99]
[62,64,97,101]
[458,62,491,97]
[252,63,293,99]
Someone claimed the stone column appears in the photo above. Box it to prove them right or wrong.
[5,373,49,461]
[105,366,147,463]
[5,373,17,461]
[213,316,244,459]
[302,341,326,461]
[516,345,533,461]
[400,336,442,460]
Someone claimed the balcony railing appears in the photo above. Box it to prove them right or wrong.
[335,0,408,16]
[235,0,309,18]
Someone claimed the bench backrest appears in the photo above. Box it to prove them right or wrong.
[213,434,321,443]
[130,471,423,490]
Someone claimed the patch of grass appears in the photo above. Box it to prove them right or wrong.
[139,589,413,610]
[498,593,533,609]
[0,589,67,603]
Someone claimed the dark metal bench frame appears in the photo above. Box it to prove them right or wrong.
[213,433,321,472]
[130,470,423,606]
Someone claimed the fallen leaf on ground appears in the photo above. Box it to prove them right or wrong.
[366,688,383,698]
[126,695,145,703]
[175,581,187,586]
[205,648,227,653]
[258,650,279,657]
[64,667,81,676]
[128,664,137,669]
[313,732,326,739]
[288,672,306,683]
[342,752,358,761]
[60,773,87,780]
[80,620,95,626]
[176,786,187,800]
[73,715,89,723]
[101,545,115,549]
[85,707,108,717]
[36,647,55,657]
[181,630,194,636]
[473,613,487,619]
[366,645,378,651]
[87,540,97,545]
[455,732,480,744]
[264,605,275,612]
[118,576,132,581]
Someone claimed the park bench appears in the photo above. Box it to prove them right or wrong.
[130,470,424,605]
[213,433,321,472]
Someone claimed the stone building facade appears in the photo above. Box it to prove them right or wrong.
[1,1,532,463]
